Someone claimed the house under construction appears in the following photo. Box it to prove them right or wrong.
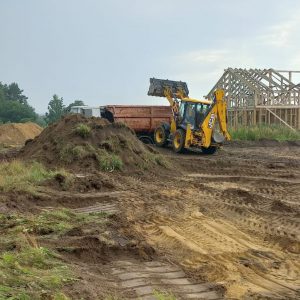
[207,68,300,130]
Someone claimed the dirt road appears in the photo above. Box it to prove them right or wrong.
[126,143,300,299]
[62,142,300,299]
[2,141,299,299]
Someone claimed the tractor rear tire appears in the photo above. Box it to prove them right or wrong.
[201,146,217,155]
[172,129,186,153]
[154,125,169,147]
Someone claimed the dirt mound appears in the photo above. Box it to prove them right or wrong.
[0,122,42,147]
[19,114,166,172]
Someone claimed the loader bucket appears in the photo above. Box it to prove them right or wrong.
[148,78,189,97]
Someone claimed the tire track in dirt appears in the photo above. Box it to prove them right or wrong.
[51,144,300,299]
[197,197,300,243]
[130,145,300,299]
[133,210,300,299]
[73,199,223,299]
[112,260,222,299]
[125,151,300,299]
[184,173,300,243]
[74,203,118,214]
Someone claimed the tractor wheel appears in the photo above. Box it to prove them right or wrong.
[201,146,217,155]
[172,129,186,153]
[154,125,169,147]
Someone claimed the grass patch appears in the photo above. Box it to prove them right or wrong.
[153,290,177,300]
[59,143,123,172]
[30,209,76,235]
[0,245,73,299]
[141,152,170,169]
[31,209,109,236]
[0,209,109,237]
[99,137,124,153]
[0,209,110,299]
[59,144,90,162]
[96,149,123,171]
[74,123,91,138]
[229,125,300,141]
[0,160,61,193]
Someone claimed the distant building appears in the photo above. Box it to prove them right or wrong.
[70,106,101,118]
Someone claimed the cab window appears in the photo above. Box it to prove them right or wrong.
[196,103,210,126]
[179,102,185,119]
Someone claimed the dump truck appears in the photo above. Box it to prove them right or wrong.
[101,105,172,144]
[148,78,231,154]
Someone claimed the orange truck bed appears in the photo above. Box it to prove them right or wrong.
[103,105,172,143]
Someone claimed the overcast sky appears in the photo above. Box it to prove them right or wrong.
[1,0,300,113]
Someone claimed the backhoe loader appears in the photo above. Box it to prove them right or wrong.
[148,78,231,154]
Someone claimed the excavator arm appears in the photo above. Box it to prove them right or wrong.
[148,78,188,134]
[201,89,231,147]
[148,78,231,149]
[163,87,179,134]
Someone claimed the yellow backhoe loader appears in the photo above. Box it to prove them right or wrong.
[148,78,231,154]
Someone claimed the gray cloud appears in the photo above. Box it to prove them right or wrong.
[0,0,299,113]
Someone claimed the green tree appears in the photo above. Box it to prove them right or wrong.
[0,99,37,123]
[45,94,65,124]
[0,82,37,123]
[35,114,47,127]
[0,82,28,104]
[0,85,5,102]
[65,100,85,113]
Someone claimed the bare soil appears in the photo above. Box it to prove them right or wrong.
[19,114,163,173]
[0,122,42,147]
[1,140,300,299]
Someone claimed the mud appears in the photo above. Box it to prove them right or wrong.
[1,141,300,299]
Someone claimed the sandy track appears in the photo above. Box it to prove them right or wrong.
[117,144,300,299]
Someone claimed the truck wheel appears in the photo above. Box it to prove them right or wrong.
[154,125,169,147]
[201,146,217,155]
[139,136,153,144]
[172,129,186,153]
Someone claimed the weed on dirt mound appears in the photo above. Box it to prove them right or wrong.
[19,114,168,172]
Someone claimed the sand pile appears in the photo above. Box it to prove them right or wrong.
[0,122,42,147]
[20,114,166,172]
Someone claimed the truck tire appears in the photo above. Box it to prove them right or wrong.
[172,129,186,153]
[139,136,153,144]
[201,146,217,155]
[154,125,169,147]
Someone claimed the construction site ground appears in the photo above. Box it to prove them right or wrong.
[1,140,300,300]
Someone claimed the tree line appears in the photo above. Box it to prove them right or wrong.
[0,81,85,126]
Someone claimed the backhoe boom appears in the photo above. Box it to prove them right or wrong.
[148,78,231,154]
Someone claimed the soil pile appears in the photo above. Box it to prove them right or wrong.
[19,114,166,172]
[0,122,42,147]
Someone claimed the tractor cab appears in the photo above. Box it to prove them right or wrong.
[177,100,211,130]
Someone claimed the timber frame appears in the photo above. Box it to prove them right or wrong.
[207,68,300,130]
